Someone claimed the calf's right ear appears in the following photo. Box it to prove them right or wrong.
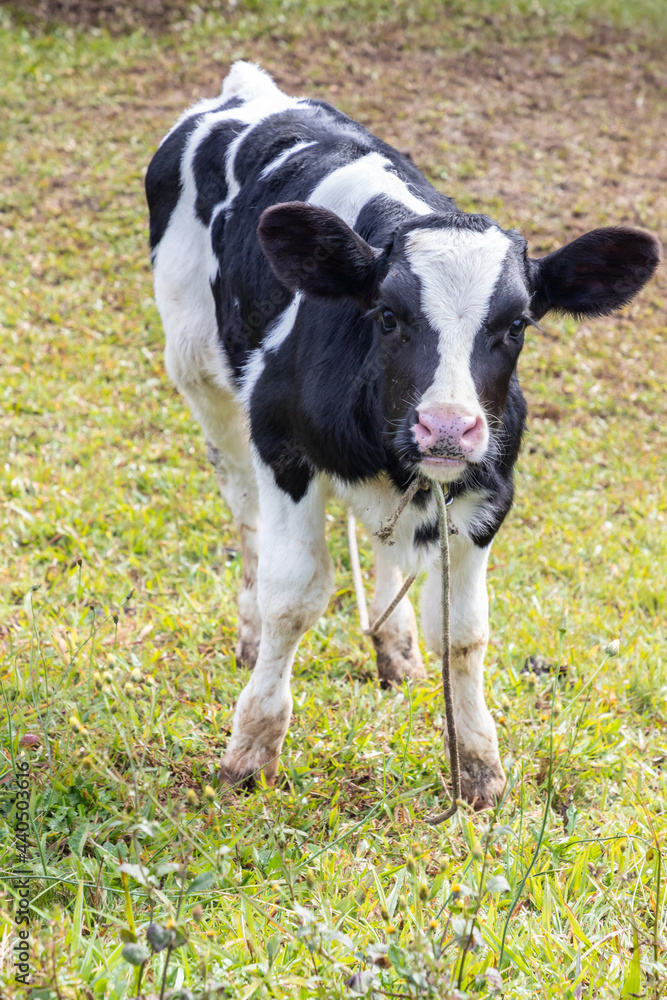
[257,202,384,306]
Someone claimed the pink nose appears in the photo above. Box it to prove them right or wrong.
[413,408,486,456]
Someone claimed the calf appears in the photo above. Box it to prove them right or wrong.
[146,62,660,809]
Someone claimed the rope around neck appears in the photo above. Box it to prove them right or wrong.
[349,477,461,824]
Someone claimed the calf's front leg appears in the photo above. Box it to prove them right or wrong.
[219,472,333,786]
[421,535,505,810]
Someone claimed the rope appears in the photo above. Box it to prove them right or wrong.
[347,476,460,823]
[364,573,417,638]
[374,475,426,544]
[425,482,461,824]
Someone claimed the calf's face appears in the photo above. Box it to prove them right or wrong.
[371,217,532,481]
[258,203,661,483]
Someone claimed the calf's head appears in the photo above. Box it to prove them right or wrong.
[258,203,661,482]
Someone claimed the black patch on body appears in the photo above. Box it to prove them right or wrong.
[145,96,243,252]
[250,298,386,500]
[193,118,246,226]
[145,115,201,253]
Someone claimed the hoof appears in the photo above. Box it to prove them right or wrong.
[235,635,259,670]
[374,634,427,689]
[218,761,259,790]
[218,745,280,789]
[459,756,506,812]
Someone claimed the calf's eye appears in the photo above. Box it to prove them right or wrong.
[380,309,397,333]
[509,318,527,339]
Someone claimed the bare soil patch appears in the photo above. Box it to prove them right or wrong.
[133,19,667,336]
[1,0,192,31]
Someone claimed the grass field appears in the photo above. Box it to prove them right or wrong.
[1,1,666,997]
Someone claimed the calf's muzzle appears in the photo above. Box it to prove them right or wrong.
[413,407,487,461]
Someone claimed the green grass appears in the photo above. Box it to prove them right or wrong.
[7,0,667,39]
[234,0,667,38]
[1,1,667,997]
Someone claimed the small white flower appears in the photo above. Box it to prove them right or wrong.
[605,639,620,657]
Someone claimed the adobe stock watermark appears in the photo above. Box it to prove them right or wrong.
[11,758,33,989]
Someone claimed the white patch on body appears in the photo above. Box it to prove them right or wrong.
[309,151,432,226]
[264,294,302,352]
[260,140,318,179]
[239,295,301,409]
[239,348,266,409]
[155,199,226,393]
[179,86,301,216]
[406,226,510,426]
[450,488,503,541]
[336,475,434,576]
[238,295,302,408]
[336,476,492,576]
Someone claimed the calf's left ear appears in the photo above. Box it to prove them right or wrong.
[529,226,661,319]
[257,202,384,305]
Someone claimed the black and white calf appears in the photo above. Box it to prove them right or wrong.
[146,62,660,808]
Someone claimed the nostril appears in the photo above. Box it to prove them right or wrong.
[413,417,436,447]
[416,411,437,434]
[461,415,483,442]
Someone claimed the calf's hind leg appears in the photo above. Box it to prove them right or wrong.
[370,538,426,687]
[181,384,262,668]
[219,471,334,786]
[421,535,505,810]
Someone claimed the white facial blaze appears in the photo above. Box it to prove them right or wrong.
[406,226,511,424]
